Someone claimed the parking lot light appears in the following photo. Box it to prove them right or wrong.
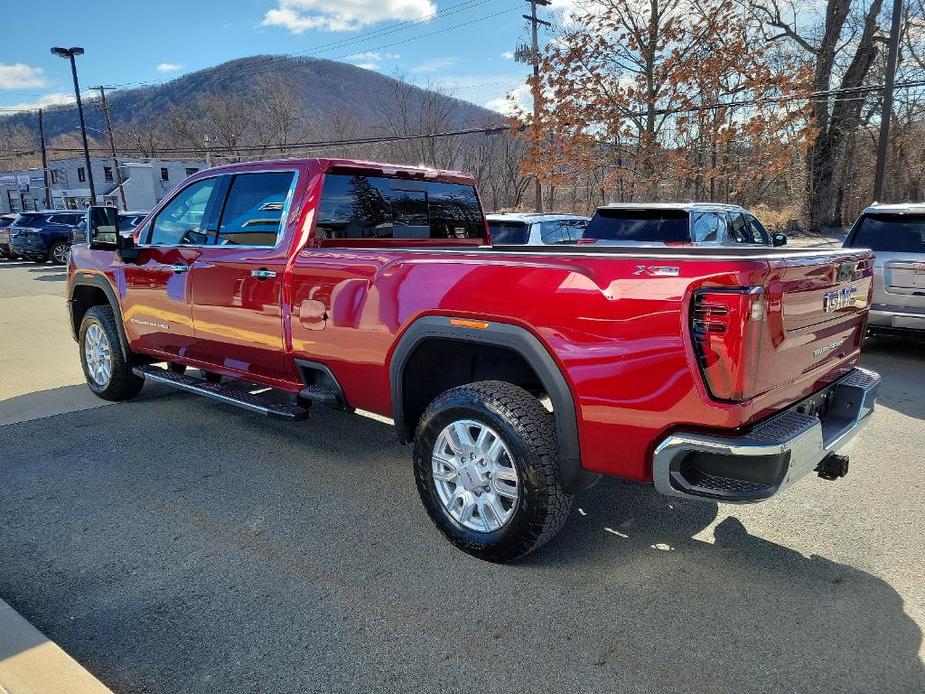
[50,46,96,206]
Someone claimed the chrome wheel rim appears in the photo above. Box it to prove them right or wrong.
[52,244,69,263]
[84,323,112,387]
[432,419,520,532]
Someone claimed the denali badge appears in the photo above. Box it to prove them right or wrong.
[813,338,846,358]
[823,287,857,313]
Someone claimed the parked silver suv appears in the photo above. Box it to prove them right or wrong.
[844,203,925,337]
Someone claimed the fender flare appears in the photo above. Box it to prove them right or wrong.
[68,274,132,362]
[389,316,597,493]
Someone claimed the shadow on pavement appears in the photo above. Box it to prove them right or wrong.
[0,395,920,693]
[862,336,925,420]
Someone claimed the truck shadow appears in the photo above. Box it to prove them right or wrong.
[523,476,923,690]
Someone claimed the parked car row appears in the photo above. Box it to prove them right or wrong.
[0,209,148,263]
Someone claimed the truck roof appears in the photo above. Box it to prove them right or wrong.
[862,202,925,214]
[597,202,747,213]
[201,158,477,185]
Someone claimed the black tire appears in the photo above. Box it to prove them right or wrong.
[79,305,144,401]
[49,241,70,265]
[168,362,187,375]
[413,380,573,563]
[204,371,222,384]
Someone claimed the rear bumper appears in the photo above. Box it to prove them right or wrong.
[653,367,880,503]
[869,307,925,332]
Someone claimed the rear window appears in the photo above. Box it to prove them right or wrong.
[316,174,484,241]
[848,214,925,253]
[489,221,529,244]
[14,213,43,226]
[584,209,690,243]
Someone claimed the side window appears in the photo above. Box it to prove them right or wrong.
[745,214,770,245]
[149,178,218,246]
[692,212,723,242]
[316,175,392,239]
[726,213,750,244]
[540,220,582,244]
[216,172,295,247]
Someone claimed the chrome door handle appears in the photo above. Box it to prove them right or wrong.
[169,264,189,274]
[251,269,277,280]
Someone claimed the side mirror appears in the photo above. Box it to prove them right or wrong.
[772,233,787,247]
[87,206,120,249]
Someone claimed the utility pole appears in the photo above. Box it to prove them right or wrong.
[95,86,127,210]
[517,0,550,213]
[873,0,904,201]
[38,109,50,209]
[204,134,212,167]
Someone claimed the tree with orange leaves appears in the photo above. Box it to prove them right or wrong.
[515,0,816,206]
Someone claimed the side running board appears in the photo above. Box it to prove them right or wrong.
[134,365,310,420]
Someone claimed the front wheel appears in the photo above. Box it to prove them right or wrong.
[79,305,144,401]
[413,381,573,563]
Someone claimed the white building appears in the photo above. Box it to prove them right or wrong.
[0,156,207,214]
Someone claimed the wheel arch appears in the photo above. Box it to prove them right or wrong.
[69,275,132,362]
[389,316,596,493]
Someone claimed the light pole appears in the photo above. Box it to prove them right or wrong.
[51,46,96,204]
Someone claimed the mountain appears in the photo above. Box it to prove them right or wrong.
[6,55,502,144]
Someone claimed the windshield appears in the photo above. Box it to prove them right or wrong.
[584,209,690,243]
[849,214,925,253]
[489,221,530,244]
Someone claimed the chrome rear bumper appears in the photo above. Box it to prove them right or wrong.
[653,367,881,503]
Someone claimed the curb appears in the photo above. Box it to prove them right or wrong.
[0,599,111,694]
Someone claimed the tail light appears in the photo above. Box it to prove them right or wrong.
[691,288,767,402]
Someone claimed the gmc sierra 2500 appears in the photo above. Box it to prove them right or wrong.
[67,158,880,562]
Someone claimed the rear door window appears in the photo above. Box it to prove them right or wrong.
[847,214,925,253]
[216,171,295,247]
[584,209,689,243]
[316,174,483,241]
[691,212,723,242]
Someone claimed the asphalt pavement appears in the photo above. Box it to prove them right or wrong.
[0,258,922,694]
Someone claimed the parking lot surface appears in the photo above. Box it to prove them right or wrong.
[0,259,922,693]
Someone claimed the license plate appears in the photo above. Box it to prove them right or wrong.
[893,315,925,330]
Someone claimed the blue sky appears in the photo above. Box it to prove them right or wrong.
[0,0,574,115]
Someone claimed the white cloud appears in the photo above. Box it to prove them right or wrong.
[0,63,47,90]
[501,51,515,60]
[262,0,436,33]
[485,84,532,115]
[346,51,400,71]
[156,63,183,73]
[411,57,457,73]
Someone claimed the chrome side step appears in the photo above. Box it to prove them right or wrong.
[134,365,310,420]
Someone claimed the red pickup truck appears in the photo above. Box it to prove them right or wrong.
[68,158,880,562]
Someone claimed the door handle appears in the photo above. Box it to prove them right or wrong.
[169,264,189,274]
[251,269,277,280]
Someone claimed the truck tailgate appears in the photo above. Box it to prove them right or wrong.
[755,250,873,402]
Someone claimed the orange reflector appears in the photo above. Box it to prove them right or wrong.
[450,318,490,330]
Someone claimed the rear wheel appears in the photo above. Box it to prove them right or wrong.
[50,241,70,265]
[79,305,144,401]
[413,380,573,563]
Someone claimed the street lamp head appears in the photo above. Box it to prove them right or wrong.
[50,46,84,58]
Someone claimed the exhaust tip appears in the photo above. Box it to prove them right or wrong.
[816,453,849,481]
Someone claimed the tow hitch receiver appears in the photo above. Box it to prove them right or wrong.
[816,453,849,481]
